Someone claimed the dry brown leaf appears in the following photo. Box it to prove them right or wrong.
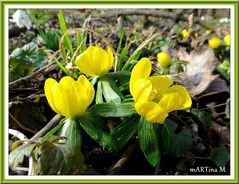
[172,46,222,97]
[209,121,230,147]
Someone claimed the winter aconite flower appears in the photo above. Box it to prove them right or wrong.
[205,30,211,35]
[224,34,230,46]
[44,75,95,118]
[76,45,114,77]
[130,58,192,123]
[208,37,221,49]
[157,52,171,68]
[182,29,189,39]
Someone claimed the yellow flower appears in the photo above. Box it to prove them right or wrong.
[157,52,171,68]
[44,75,95,118]
[182,29,189,39]
[205,30,211,35]
[224,34,230,46]
[195,32,199,38]
[208,37,221,49]
[130,58,192,123]
[75,45,114,77]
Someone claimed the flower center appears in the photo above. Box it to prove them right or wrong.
[149,89,161,103]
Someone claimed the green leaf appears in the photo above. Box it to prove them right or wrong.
[122,32,157,71]
[76,31,82,48]
[117,44,131,70]
[138,117,160,167]
[11,140,23,151]
[165,119,178,132]
[90,102,136,117]
[161,120,192,158]
[41,118,66,143]
[171,130,192,158]
[27,9,55,27]
[57,118,82,150]
[217,60,230,80]
[38,29,60,51]
[191,109,212,128]
[58,10,74,57]
[160,123,172,154]
[210,147,229,168]
[9,58,34,81]
[105,71,130,84]
[78,112,117,151]
[116,17,124,55]
[114,17,125,71]
[95,80,103,104]
[10,42,47,68]
[111,115,140,150]
[54,58,69,75]
[39,142,85,175]
[176,159,190,172]
[100,77,122,104]
[122,98,134,103]
[78,16,90,54]
[9,143,35,169]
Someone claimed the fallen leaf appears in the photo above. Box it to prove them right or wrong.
[173,46,224,97]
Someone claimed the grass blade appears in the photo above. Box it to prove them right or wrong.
[58,10,74,58]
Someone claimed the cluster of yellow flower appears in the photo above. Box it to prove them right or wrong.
[181,29,230,49]
[129,58,191,123]
[208,34,230,49]
[45,46,192,124]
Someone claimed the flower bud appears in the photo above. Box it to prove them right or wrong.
[182,29,189,39]
[208,37,221,49]
[157,52,171,68]
[224,34,230,46]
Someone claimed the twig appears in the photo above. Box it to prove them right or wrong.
[198,102,227,111]
[108,144,136,175]
[189,156,210,160]
[210,121,230,146]
[9,128,28,140]
[9,62,56,90]
[9,112,36,134]
[27,92,45,100]
[15,167,29,172]
[8,101,23,108]
[171,112,191,129]
[29,114,62,142]
[99,10,184,21]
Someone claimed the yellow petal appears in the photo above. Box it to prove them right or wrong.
[107,47,114,70]
[182,29,189,38]
[208,37,221,49]
[60,84,88,118]
[158,85,192,112]
[130,57,152,92]
[58,76,74,90]
[76,46,113,76]
[60,87,76,118]
[44,78,62,114]
[224,34,230,46]
[76,48,99,76]
[77,75,95,106]
[135,101,168,123]
[94,46,111,75]
[131,79,152,103]
[148,76,173,93]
